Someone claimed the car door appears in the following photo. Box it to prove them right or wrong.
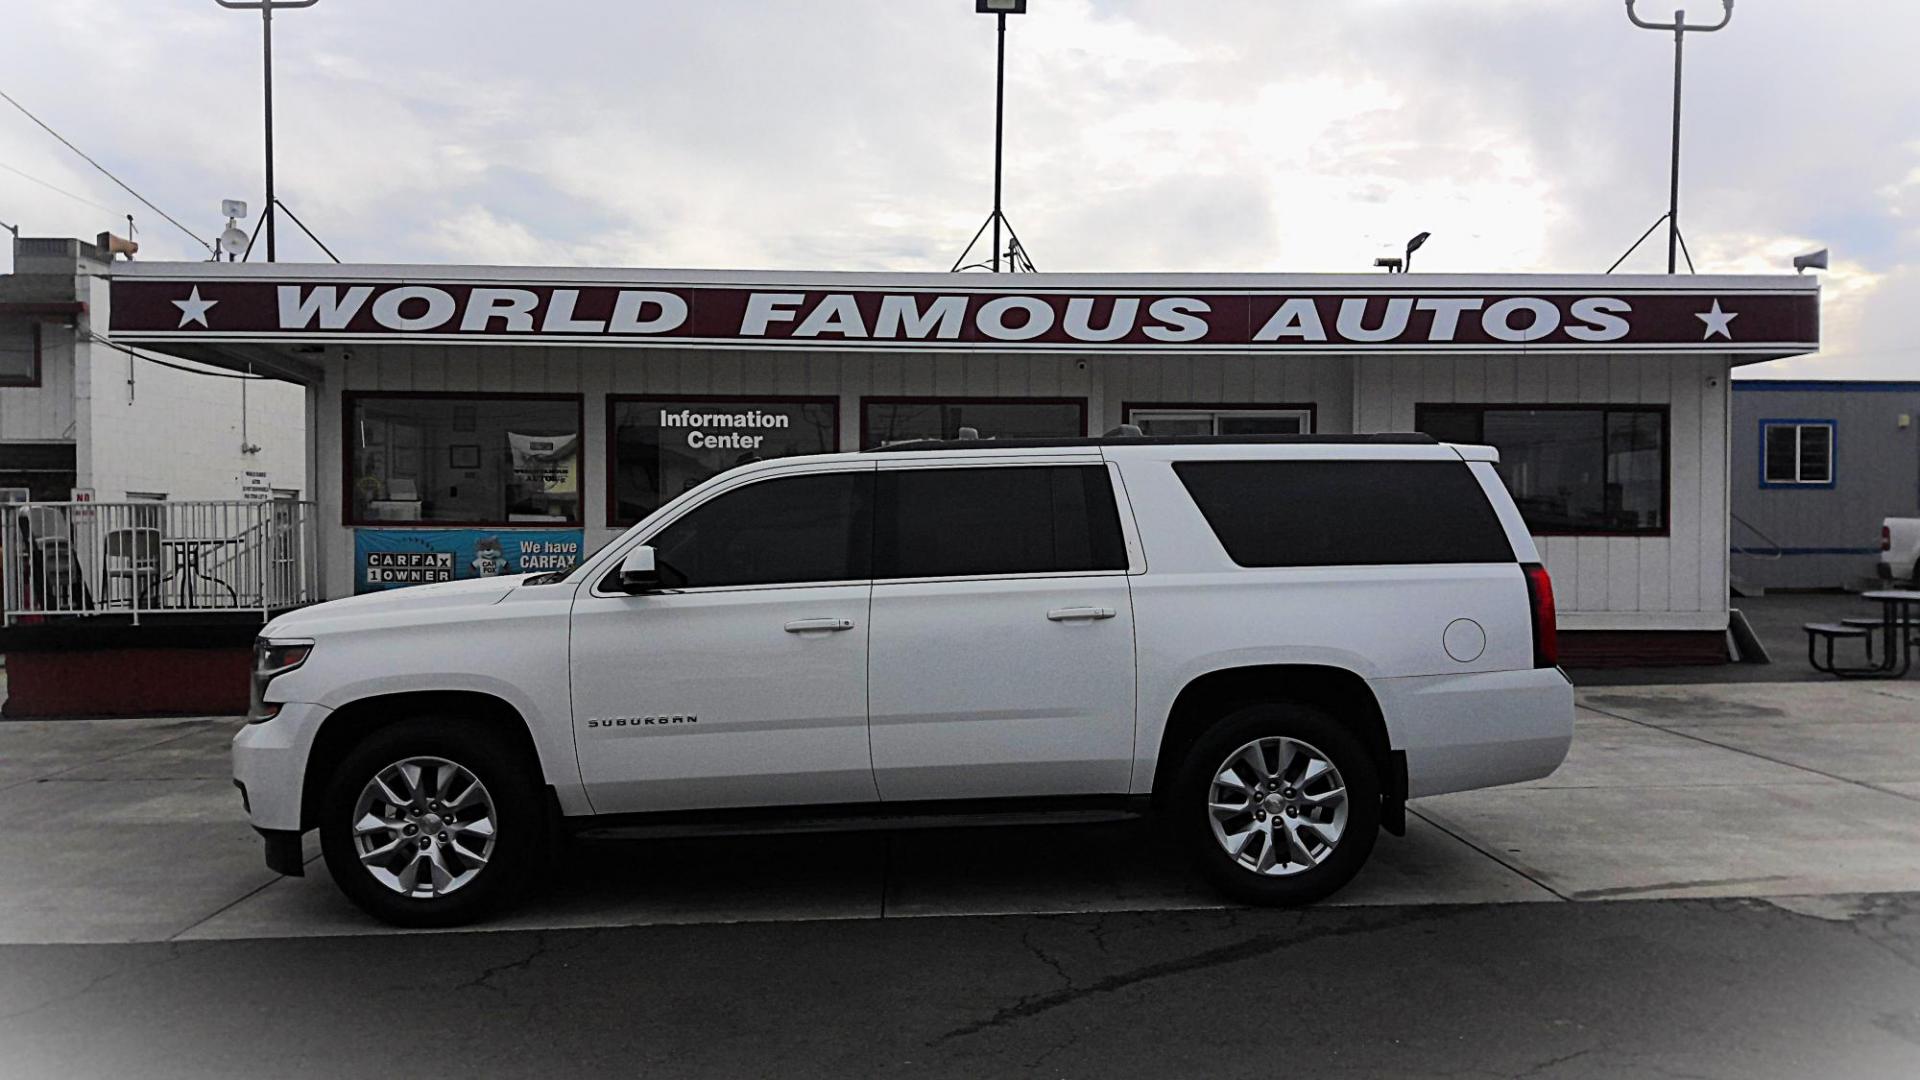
[866,458,1139,801]
[570,465,878,814]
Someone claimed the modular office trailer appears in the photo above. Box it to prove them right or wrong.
[1731,380,1920,590]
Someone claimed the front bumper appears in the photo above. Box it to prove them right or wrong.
[231,700,332,833]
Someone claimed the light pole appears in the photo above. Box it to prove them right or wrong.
[1625,1,1733,274]
[952,0,1034,273]
[1404,231,1430,273]
[216,0,319,263]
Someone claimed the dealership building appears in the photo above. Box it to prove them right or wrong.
[3,259,1821,713]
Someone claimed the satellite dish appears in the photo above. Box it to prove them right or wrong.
[221,225,250,254]
[1793,248,1829,274]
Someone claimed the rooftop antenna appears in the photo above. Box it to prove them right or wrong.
[217,199,250,262]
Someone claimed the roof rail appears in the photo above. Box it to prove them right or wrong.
[862,433,1439,452]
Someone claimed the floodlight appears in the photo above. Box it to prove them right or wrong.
[1793,248,1829,274]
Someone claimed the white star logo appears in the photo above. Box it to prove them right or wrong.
[172,286,218,328]
[1696,299,1737,341]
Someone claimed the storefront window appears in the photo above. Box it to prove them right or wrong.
[347,394,582,525]
[1125,406,1313,437]
[1416,405,1667,535]
[861,398,1085,448]
[608,396,838,525]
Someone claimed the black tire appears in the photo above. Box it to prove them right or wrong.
[319,715,543,927]
[1174,701,1381,907]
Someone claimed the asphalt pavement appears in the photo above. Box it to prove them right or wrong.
[3,895,1918,1078]
[5,671,1920,1077]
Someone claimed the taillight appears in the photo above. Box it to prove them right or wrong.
[1522,563,1558,669]
[1883,526,1892,553]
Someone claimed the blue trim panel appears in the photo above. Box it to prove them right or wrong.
[1757,418,1836,489]
[1736,380,1920,393]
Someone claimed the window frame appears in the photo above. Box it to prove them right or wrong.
[1758,419,1837,489]
[858,396,1088,449]
[604,393,842,528]
[1412,402,1672,538]
[342,390,587,528]
[1122,402,1318,435]
[0,322,44,388]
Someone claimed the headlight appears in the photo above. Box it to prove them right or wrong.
[249,639,313,723]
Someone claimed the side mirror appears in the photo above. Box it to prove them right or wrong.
[617,546,661,593]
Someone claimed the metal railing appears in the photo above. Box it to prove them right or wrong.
[5,499,318,624]
[1730,512,1786,561]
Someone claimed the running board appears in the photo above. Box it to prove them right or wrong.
[568,796,1152,842]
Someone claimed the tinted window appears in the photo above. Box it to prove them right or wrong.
[645,472,871,588]
[608,397,837,525]
[876,465,1127,579]
[1173,460,1514,567]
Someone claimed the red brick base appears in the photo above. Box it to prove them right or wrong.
[1559,630,1730,668]
[3,647,250,718]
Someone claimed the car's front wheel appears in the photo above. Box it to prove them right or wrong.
[1176,702,1380,906]
[319,717,542,927]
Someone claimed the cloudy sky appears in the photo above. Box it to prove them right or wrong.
[1,0,1914,378]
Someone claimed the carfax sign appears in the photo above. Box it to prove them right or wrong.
[354,528,584,593]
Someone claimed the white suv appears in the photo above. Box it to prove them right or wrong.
[235,434,1573,925]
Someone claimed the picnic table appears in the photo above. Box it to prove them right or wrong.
[1807,590,1920,678]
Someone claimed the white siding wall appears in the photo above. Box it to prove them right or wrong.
[78,279,308,505]
[317,345,1732,631]
[0,327,77,442]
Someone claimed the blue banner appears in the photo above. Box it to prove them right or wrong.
[354,528,585,593]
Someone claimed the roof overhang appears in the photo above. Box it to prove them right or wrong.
[104,263,1820,369]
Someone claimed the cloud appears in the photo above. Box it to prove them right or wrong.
[0,0,1912,375]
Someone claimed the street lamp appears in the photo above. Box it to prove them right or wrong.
[952,0,1034,272]
[1625,0,1734,274]
[215,0,319,263]
[1404,231,1430,272]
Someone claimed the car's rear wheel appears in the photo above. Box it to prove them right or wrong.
[1176,702,1380,906]
[319,716,541,927]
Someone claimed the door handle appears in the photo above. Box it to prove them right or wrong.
[1047,606,1117,622]
[784,618,856,633]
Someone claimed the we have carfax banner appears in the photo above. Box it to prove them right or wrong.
[354,528,585,593]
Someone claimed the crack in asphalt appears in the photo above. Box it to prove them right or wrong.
[454,931,552,994]
[1508,1047,1594,1078]
[935,906,1462,1043]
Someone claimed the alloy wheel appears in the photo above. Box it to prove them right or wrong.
[350,756,498,898]
[1206,736,1349,877]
